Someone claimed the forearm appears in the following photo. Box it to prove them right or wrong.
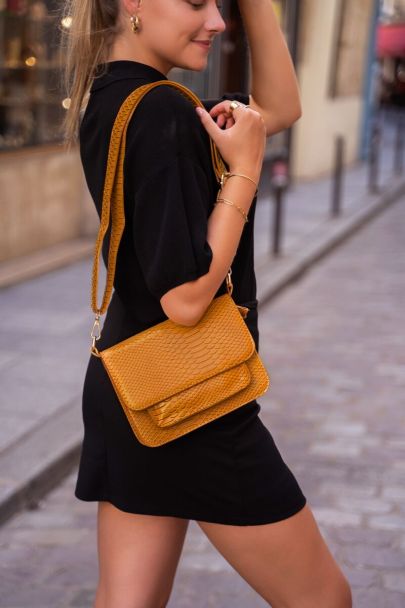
[238,0,301,131]
[160,176,257,325]
[203,176,258,298]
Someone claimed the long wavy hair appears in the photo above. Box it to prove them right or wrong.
[61,0,122,145]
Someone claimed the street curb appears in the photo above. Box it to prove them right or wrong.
[0,237,94,290]
[0,400,83,526]
[0,177,404,526]
[256,178,405,307]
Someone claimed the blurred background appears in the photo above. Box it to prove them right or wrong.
[0,1,405,607]
[0,0,404,266]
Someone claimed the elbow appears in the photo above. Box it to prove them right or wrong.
[283,103,302,128]
[264,104,302,137]
[172,309,203,327]
[277,104,302,132]
[160,296,205,327]
[282,93,303,128]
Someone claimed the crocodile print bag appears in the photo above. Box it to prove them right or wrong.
[90,80,270,447]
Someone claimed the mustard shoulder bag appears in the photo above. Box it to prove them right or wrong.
[90,80,270,447]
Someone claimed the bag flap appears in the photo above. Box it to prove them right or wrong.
[147,362,251,426]
[100,294,255,410]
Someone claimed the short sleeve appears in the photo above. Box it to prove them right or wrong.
[132,154,213,300]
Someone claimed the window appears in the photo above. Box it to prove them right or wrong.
[0,0,66,151]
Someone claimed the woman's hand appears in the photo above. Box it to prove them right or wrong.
[208,100,236,130]
[196,100,266,181]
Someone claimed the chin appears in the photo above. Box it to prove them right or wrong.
[188,65,206,73]
[174,54,208,73]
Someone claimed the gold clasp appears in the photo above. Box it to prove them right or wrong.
[90,313,101,355]
[220,171,230,188]
[237,305,249,318]
[226,268,233,296]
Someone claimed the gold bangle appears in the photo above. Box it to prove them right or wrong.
[220,171,258,193]
[215,197,249,223]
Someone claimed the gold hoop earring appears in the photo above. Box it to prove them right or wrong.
[130,14,141,34]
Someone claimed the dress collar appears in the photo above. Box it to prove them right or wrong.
[90,60,168,92]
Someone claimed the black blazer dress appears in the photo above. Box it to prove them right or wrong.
[74,60,306,525]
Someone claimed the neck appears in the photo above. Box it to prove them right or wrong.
[107,38,172,76]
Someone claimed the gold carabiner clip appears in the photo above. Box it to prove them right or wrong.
[220,171,230,189]
[90,313,102,356]
[225,268,233,296]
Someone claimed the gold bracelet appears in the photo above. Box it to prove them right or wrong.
[220,171,258,194]
[215,197,249,223]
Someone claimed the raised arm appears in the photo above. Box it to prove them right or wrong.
[238,0,302,135]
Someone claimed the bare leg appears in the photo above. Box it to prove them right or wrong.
[197,503,352,608]
[94,501,189,608]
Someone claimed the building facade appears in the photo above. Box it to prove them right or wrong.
[292,0,377,178]
[0,0,90,264]
[0,0,379,265]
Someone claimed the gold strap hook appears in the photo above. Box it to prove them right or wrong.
[90,313,102,355]
[226,268,233,296]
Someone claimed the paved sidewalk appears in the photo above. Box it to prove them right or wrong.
[255,111,404,303]
[0,113,404,524]
[1,196,404,607]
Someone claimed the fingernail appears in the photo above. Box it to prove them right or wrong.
[195,107,204,116]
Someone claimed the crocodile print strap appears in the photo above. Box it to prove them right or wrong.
[91,80,228,317]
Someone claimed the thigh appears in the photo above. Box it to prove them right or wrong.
[197,503,352,608]
[96,501,189,608]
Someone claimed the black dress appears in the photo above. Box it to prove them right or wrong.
[75,60,306,525]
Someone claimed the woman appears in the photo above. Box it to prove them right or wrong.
[63,0,352,606]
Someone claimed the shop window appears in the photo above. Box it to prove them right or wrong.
[0,0,66,151]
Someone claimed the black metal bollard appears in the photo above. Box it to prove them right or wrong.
[273,187,284,256]
[368,120,381,194]
[331,135,345,217]
[269,152,289,257]
[394,112,404,176]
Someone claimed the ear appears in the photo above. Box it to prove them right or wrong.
[121,0,143,16]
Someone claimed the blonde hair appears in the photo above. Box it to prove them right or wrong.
[61,0,122,145]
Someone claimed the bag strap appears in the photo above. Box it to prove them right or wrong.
[90,80,233,351]
[91,80,229,317]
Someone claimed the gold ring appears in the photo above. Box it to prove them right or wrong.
[229,100,241,113]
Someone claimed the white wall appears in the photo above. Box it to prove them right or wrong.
[292,0,371,179]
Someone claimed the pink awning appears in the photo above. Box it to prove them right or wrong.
[377,23,405,58]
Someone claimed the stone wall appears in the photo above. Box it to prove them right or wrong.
[0,144,97,262]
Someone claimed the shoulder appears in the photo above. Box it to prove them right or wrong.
[126,83,207,164]
[132,83,200,140]
[137,83,197,116]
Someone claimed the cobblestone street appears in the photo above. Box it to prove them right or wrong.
[1,197,404,608]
